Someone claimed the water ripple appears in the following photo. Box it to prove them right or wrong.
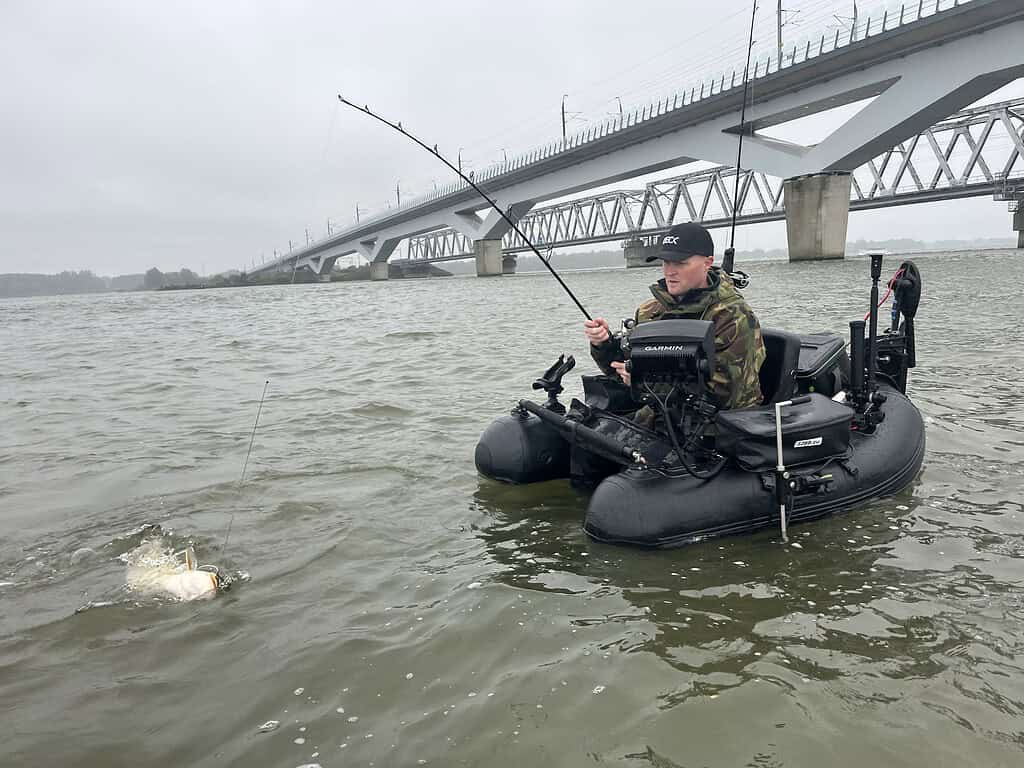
[2,255,1024,765]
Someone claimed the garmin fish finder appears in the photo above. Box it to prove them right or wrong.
[623,319,716,401]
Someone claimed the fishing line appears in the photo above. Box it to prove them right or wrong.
[307,99,341,235]
[222,379,270,554]
[336,96,593,321]
[723,0,759,283]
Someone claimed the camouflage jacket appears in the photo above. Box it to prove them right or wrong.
[591,268,766,409]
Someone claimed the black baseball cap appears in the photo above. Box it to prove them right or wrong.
[646,222,715,262]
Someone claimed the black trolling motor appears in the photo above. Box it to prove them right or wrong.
[847,253,921,432]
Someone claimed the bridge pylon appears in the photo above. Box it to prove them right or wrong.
[783,172,852,261]
[994,180,1024,248]
[623,237,658,268]
[474,239,504,277]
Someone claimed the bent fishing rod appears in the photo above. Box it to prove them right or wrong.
[336,95,592,320]
[722,0,758,284]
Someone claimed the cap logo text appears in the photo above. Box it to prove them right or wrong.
[662,236,680,245]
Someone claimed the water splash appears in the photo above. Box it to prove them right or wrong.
[122,536,218,600]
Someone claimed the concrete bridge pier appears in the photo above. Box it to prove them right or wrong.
[1014,206,1024,248]
[502,254,517,274]
[623,237,658,268]
[475,239,504,277]
[370,261,389,281]
[784,172,852,261]
[316,255,338,282]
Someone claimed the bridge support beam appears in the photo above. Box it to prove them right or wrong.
[370,261,389,281]
[475,239,504,277]
[1014,206,1024,249]
[784,172,852,261]
[623,238,658,268]
[502,254,517,275]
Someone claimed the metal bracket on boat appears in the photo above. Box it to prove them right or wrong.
[618,318,635,354]
[773,395,812,543]
[761,469,834,495]
[789,473,833,494]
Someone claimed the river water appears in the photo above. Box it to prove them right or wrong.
[2,249,1023,767]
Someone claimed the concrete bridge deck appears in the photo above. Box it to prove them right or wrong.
[249,0,1024,279]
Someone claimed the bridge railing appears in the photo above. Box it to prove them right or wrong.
[404,96,1024,261]
[357,0,978,220]
[255,0,987,273]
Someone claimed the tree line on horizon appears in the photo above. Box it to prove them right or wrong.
[2,235,1016,297]
[0,267,205,298]
[0,270,138,298]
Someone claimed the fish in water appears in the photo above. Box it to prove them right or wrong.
[123,538,220,601]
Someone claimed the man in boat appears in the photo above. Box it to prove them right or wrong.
[585,222,766,411]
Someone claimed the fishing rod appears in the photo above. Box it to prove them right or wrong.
[722,0,758,285]
[336,95,592,320]
[222,379,270,554]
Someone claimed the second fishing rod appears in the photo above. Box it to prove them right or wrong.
[721,0,758,287]
[337,95,592,321]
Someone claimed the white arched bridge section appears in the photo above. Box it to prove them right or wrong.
[402,98,1024,262]
[250,0,1024,279]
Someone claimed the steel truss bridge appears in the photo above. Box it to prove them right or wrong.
[404,98,1024,262]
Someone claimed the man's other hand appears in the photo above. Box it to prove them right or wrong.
[610,360,631,385]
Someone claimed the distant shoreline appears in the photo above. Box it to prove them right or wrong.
[2,243,1019,298]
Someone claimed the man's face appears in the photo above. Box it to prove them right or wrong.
[662,254,713,296]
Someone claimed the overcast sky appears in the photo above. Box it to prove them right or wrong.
[1,0,1021,276]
